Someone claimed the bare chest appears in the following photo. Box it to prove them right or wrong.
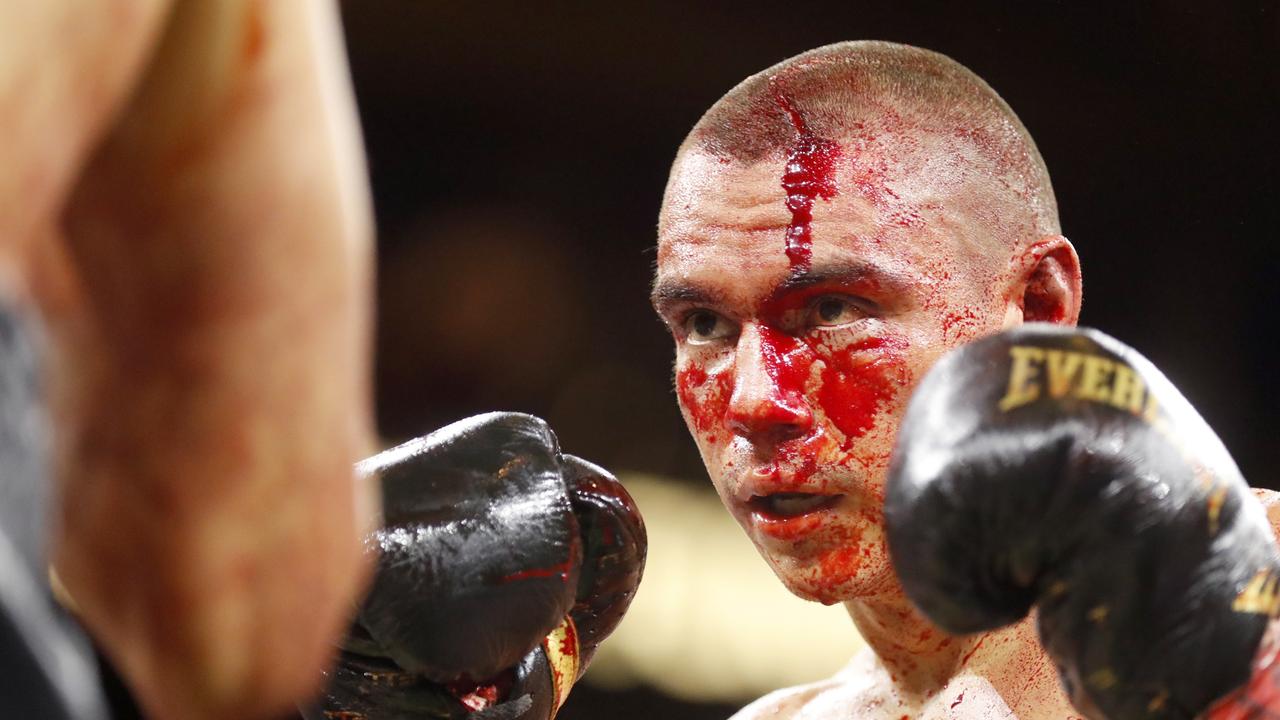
[778,675,1078,720]
[745,634,1082,720]
[781,674,1013,720]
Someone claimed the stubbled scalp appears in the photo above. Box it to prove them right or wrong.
[662,41,1060,242]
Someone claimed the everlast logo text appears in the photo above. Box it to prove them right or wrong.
[998,346,1159,420]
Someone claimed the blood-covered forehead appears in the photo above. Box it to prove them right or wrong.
[664,75,1051,248]
[660,134,1020,258]
[655,139,1023,330]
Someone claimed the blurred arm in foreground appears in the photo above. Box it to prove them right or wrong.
[1,1,376,718]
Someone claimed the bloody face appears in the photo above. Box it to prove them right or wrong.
[653,133,1024,604]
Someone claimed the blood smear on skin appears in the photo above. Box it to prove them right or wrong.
[675,294,908,489]
[816,336,910,446]
[676,364,731,434]
[757,327,908,449]
[773,90,842,273]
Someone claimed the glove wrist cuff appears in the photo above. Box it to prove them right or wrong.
[543,617,580,715]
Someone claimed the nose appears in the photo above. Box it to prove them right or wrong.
[726,324,813,445]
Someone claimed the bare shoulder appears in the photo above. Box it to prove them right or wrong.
[1252,488,1280,537]
[730,654,878,720]
[730,679,841,720]
[729,662,1023,720]
[1252,487,1280,513]
[732,671,870,712]
[728,624,1086,720]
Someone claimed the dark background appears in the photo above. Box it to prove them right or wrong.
[338,3,1276,718]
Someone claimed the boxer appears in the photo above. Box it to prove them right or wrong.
[651,40,1280,718]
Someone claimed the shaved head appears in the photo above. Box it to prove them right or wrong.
[663,40,1059,243]
[654,41,1082,608]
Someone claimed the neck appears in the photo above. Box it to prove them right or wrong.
[844,589,974,698]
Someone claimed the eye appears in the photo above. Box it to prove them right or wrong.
[683,310,738,345]
[808,296,867,328]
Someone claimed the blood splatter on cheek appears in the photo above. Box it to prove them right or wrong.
[677,327,910,472]
[940,307,981,342]
[675,362,731,437]
[815,335,911,446]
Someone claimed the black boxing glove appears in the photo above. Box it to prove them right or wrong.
[311,412,646,719]
[885,324,1280,720]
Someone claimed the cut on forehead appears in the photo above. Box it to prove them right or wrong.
[665,40,1060,238]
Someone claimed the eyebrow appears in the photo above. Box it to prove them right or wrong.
[649,281,725,310]
[650,258,910,312]
[774,259,910,296]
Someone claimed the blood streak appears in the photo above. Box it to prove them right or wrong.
[773,90,841,272]
[960,637,986,668]
[756,325,814,425]
[500,557,574,584]
[558,622,578,657]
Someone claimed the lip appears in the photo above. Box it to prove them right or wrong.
[747,493,844,540]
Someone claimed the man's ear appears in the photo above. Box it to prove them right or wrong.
[1009,236,1082,326]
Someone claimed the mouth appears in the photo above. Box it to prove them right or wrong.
[747,493,843,540]
[749,493,841,518]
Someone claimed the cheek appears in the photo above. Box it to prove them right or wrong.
[934,292,1009,345]
[812,335,912,447]
[917,260,1012,346]
[675,361,731,442]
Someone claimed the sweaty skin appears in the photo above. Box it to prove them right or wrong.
[654,138,1082,719]
[655,109,1280,716]
[2,2,374,719]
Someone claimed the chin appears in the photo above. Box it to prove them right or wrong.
[784,579,851,606]
[768,547,894,605]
